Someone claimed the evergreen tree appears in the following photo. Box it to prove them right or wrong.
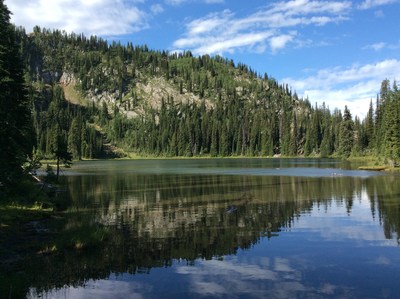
[68,117,82,160]
[289,112,298,156]
[320,125,332,158]
[365,100,374,150]
[382,88,400,164]
[54,129,73,179]
[0,0,33,191]
[210,119,219,157]
[352,116,363,156]
[338,106,354,158]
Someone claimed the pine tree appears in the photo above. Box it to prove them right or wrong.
[289,112,298,156]
[220,121,230,157]
[0,0,33,191]
[68,117,82,160]
[210,120,219,157]
[365,100,374,150]
[352,116,363,156]
[382,88,400,165]
[320,125,332,158]
[338,106,354,158]
[304,107,320,156]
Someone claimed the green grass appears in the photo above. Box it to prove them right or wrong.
[92,153,339,161]
[0,204,53,228]
[347,155,400,171]
[358,166,387,171]
[347,156,380,163]
[56,224,110,251]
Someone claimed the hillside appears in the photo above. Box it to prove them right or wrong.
[13,27,400,162]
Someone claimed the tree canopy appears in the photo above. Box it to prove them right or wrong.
[0,0,33,192]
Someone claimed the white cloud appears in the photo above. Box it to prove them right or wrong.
[5,0,148,36]
[172,0,351,55]
[165,0,186,4]
[358,0,398,10]
[175,256,353,298]
[270,34,296,53]
[374,9,385,17]
[268,0,352,16]
[282,59,400,117]
[197,32,275,54]
[28,279,151,299]
[165,0,224,4]
[151,4,164,15]
[363,42,386,51]
[363,41,400,51]
[186,10,232,36]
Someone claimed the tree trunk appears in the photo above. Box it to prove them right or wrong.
[56,156,60,180]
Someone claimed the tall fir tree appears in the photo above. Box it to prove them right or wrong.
[338,106,354,158]
[382,86,400,164]
[0,0,33,192]
[365,99,374,150]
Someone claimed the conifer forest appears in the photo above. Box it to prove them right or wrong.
[1,1,400,190]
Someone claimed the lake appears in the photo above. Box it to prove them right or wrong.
[6,159,400,298]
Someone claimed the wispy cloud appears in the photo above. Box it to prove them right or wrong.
[172,0,351,55]
[165,0,186,5]
[358,0,398,10]
[151,4,164,15]
[268,0,352,16]
[34,279,152,298]
[270,34,296,53]
[175,256,351,298]
[363,41,400,51]
[374,9,385,17]
[363,42,387,51]
[282,59,400,117]
[6,0,149,36]
[165,0,224,5]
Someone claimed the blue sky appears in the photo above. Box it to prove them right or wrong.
[6,0,400,117]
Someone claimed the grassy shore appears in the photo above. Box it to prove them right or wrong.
[0,204,53,228]
[47,153,400,170]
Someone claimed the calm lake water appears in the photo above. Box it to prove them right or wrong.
[9,159,400,298]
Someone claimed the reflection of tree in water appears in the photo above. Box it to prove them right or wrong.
[3,174,400,297]
[365,176,400,243]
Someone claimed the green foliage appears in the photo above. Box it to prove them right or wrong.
[339,106,354,158]
[381,82,400,165]
[0,1,33,192]
[4,18,400,164]
[44,164,57,184]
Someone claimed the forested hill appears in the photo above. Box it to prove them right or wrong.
[14,26,400,161]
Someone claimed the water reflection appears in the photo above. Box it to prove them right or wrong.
[64,171,399,245]
[2,160,400,298]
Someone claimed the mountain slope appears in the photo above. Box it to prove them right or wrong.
[14,27,400,162]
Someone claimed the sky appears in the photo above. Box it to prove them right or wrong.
[6,0,400,118]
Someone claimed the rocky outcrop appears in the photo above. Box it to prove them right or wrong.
[59,72,77,86]
[87,90,118,104]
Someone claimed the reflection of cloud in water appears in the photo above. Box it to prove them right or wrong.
[294,192,399,245]
[373,256,391,265]
[177,258,278,280]
[320,283,336,295]
[175,257,348,298]
[29,279,151,299]
[274,257,294,272]
[192,282,228,296]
